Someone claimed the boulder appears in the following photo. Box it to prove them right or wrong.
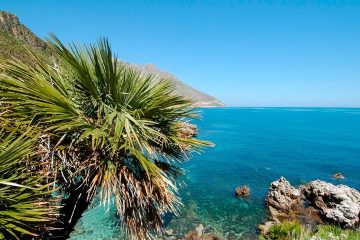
[265,177,301,219]
[179,122,198,138]
[235,185,250,197]
[195,224,204,237]
[333,173,345,179]
[258,221,275,235]
[165,229,174,235]
[302,180,360,228]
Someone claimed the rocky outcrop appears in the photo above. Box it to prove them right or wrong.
[179,122,198,138]
[261,177,324,235]
[0,11,48,50]
[333,173,345,179]
[261,177,360,236]
[265,177,302,219]
[302,180,360,228]
[235,185,250,197]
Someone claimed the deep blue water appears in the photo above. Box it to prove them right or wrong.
[70,108,360,239]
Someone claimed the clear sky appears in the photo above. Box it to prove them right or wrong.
[1,0,360,107]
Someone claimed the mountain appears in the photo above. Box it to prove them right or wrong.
[126,63,224,107]
[0,11,224,107]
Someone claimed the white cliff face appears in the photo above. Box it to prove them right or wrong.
[302,180,360,228]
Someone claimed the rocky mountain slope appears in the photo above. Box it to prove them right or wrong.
[0,11,224,107]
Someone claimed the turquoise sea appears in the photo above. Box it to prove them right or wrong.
[69,108,360,239]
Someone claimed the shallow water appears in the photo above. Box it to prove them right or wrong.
[69,108,360,239]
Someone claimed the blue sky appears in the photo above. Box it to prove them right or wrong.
[2,0,360,107]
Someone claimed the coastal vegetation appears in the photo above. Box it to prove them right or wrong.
[261,221,360,240]
[1,10,360,240]
[0,32,211,239]
[0,131,59,239]
[260,177,360,240]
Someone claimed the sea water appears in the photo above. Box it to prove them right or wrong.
[69,108,360,239]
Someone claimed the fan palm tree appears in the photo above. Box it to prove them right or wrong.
[0,130,59,240]
[0,34,211,239]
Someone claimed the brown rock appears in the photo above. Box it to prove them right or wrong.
[333,173,345,179]
[202,235,222,240]
[184,230,199,240]
[165,229,174,235]
[235,185,250,197]
[183,225,222,240]
[258,221,275,235]
[265,177,301,219]
[179,122,198,138]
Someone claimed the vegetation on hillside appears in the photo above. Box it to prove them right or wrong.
[0,11,54,66]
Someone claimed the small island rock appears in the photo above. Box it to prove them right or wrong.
[179,122,198,138]
[333,173,345,179]
[235,185,250,197]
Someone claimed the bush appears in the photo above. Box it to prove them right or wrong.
[260,222,360,240]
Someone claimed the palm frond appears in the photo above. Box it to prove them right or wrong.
[0,34,212,239]
[0,130,60,240]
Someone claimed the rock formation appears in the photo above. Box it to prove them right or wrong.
[179,122,198,138]
[265,177,302,219]
[183,224,222,240]
[260,177,360,237]
[333,173,345,179]
[235,185,250,197]
[302,180,360,228]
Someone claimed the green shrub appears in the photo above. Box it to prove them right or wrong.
[261,221,303,240]
[260,222,360,240]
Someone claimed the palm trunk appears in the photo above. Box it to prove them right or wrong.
[49,183,91,239]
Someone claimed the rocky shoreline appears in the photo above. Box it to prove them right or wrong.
[161,177,360,240]
[259,177,360,236]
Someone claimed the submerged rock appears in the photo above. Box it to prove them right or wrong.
[165,229,174,235]
[184,231,222,240]
[183,224,222,240]
[302,180,360,228]
[235,185,250,197]
[265,177,302,219]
